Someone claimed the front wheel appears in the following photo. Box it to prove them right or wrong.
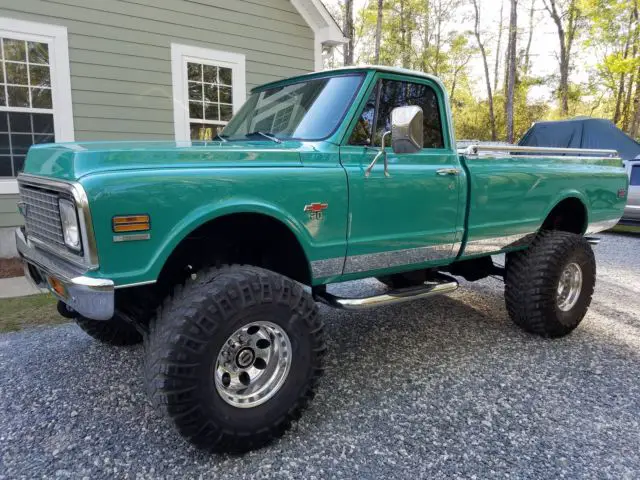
[505,231,596,338]
[76,314,142,346]
[144,265,325,452]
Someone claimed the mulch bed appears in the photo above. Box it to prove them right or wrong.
[0,258,23,279]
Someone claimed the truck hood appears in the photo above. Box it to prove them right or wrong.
[22,140,309,181]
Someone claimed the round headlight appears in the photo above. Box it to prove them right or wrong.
[59,199,80,250]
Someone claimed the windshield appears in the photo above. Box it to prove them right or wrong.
[221,74,364,141]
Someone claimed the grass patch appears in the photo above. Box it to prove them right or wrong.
[611,224,640,234]
[0,294,68,333]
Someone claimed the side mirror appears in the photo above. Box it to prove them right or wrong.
[391,105,424,154]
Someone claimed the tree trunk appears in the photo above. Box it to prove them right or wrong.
[375,0,383,64]
[631,70,640,138]
[472,0,497,141]
[506,0,518,143]
[614,7,635,125]
[434,2,442,76]
[623,3,638,130]
[399,0,411,69]
[559,47,570,116]
[422,0,431,72]
[503,47,510,101]
[344,0,354,66]
[524,0,535,73]
[623,72,636,131]
[543,0,581,117]
[494,0,505,93]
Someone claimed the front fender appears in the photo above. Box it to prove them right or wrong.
[148,198,316,279]
[81,167,348,286]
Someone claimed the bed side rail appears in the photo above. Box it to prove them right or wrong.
[463,144,620,159]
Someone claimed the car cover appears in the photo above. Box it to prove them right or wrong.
[518,118,640,161]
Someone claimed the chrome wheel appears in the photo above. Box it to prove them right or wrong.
[557,262,583,312]
[214,321,292,408]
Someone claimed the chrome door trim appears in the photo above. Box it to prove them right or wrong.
[344,243,456,274]
[462,231,536,256]
[585,218,621,235]
[310,257,345,278]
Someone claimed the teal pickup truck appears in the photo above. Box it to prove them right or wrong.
[16,66,627,452]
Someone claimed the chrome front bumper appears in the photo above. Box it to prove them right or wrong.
[15,227,114,320]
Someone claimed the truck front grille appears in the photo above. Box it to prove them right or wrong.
[19,185,66,248]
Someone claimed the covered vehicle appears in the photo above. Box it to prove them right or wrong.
[519,117,640,161]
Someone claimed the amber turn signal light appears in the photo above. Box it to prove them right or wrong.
[48,276,67,298]
[112,215,150,233]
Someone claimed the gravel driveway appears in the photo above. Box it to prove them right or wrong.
[1,232,639,479]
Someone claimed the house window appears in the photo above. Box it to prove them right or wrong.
[0,18,73,193]
[0,38,55,177]
[171,44,246,142]
[186,62,233,140]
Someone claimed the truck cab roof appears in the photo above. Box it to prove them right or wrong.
[252,65,447,93]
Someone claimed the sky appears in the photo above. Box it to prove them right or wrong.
[322,0,597,103]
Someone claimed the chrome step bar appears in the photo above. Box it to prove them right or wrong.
[315,277,459,311]
[585,236,601,245]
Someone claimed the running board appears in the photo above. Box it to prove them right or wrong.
[315,278,459,311]
[585,236,600,245]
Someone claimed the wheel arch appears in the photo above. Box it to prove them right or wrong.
[541,191,590,234]
[149,200,314,285]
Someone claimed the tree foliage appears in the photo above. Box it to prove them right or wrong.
[325,0,640,141]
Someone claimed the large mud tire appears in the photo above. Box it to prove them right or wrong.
[143,265,325,452]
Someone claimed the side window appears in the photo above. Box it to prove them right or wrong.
[405,82,445,149]
[631,165,640,186]
[348,83,378,145]
[371,79,445,149]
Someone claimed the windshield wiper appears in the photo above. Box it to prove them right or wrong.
[245,131,282,144]
[213,133,228,142]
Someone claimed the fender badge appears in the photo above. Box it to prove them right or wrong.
[304,203,328,213]
[304,203,328,221]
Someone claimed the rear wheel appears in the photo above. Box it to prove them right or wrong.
[505,231,596,338]
[144,265,325,452]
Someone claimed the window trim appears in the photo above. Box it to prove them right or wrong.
[0,17,73,194]
[170,43,246,142]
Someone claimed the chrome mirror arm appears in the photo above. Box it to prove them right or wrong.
[365,131,391,177]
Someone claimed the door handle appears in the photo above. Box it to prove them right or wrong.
[436,168,461,176]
